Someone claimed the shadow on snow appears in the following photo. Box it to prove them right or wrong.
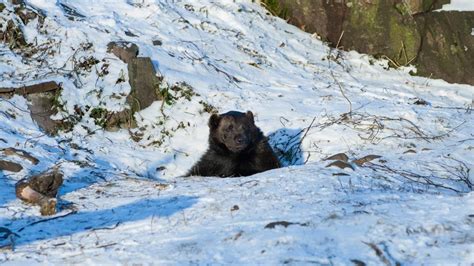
[1,195,198,247]
[268,128,306,167]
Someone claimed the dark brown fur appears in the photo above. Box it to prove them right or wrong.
[185,111,280,177]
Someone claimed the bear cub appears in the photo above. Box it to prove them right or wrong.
[185,111,280,177]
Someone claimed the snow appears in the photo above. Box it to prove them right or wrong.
[1,0,473,264]
[441,0,474,11]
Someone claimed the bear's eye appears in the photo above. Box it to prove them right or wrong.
[226,125,233,131]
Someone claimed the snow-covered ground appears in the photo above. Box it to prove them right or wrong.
[1,0,473,264]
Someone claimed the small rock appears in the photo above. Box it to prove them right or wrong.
[124,30,138,37]
[27,91,61,135]
[152,40,162,46]
[127,57,162,113]
[107,41,139,64]
[413,98,430,105]
[104,110,135,131]
[0,160,23,172]
[403,149,417,154]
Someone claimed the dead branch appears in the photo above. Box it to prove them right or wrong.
[18,211,77,232]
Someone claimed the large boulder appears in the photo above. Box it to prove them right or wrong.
[415,11,474,84]
[262,0,474,85]
[126,57,162,113]
[100,47,162,130]
[107,41,139,64]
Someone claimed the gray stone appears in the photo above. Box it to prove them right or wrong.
[126,57,161,113]
[415,11,474,85]
[107,41,139,63]
[26,91,61,136]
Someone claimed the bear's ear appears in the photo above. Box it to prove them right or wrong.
[245,111,254,123]
[208,114,221,128]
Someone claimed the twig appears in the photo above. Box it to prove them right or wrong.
[18,211,78,232]
[363,242,391,266]
[90,222,121,232]
[335,30,345,49]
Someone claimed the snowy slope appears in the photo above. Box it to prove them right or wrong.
[1,0,473,264]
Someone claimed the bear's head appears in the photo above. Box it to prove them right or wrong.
[208,111,259,153]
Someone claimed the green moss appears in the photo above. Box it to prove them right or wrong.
[349,2,379,27]
[261,0,291,19]
[394,2,410,16]
[389,15,419,65]
[0,3,6,13]
[90,107,108,127]
[346,0,420,67]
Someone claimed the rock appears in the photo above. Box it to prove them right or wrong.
[124,30,138,37]
[152,40,163,46]
[126,57,162,113]
[415,11,474,85]
[264,0,421,66]
[2,148,39,165]
[107,41,139,64]
[0,160,23,172]
[26,91,62,136]
[262,0,474,85]
[0,81,74,135]
[408,0,450,14]
[0,4,5,13]
[104,110,135,130]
